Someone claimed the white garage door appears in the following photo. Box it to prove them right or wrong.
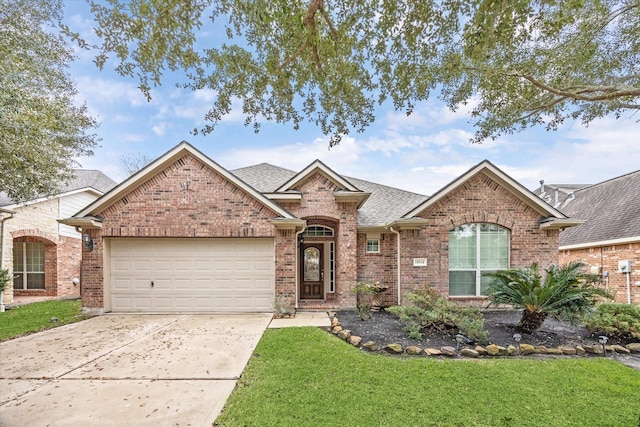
[109,238,274,312]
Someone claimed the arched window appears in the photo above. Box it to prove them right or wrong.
[302,225,334,237]
[448,223,509,296]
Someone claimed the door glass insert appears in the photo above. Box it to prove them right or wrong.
[304,247,320,281]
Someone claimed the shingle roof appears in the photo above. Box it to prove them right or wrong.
[231,163,428,227]
[533,184,589,208]
[231,163,297,192]
[0,170,117,207]
[558,170,640,246]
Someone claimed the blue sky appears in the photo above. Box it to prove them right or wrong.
[63,2,639,196]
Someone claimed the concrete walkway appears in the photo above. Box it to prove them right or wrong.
[0,314,272,427]
[268,311,331,329]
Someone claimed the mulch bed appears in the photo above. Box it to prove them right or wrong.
[334,309,623,350]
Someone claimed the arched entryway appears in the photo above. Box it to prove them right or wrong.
[299,219,337,301]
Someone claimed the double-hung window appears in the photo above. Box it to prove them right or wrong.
[13,241,46,289]
[448,223,509,296]
[366,239,380,253]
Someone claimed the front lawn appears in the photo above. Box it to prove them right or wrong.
[216,327,640,427]
[0,299,89,341]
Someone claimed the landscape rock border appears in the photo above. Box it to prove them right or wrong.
[328,312,640,359]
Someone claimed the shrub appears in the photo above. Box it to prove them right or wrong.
[386,285,488,342]
[0,268,10,294]
[584,303,640,341]
[485,262,612,333]
[353,282,388,320]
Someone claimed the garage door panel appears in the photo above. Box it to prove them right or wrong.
[174,279,191,290]
[193,259,212,271]
[133,297,152,309]
[110,238,274,312]
[112,278,132,291]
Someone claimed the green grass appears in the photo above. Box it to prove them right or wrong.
[216,327,640,427]
[0,299,90,341]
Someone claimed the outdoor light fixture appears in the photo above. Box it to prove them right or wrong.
[513,333,522,353]
[598,336,608,356]
[82,233,94,251]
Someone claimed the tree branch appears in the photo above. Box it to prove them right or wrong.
[509,72,640,102]
[278,0,339,71]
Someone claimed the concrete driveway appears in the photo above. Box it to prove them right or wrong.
[0,314,272,426]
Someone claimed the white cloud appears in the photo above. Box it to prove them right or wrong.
[216,136,361,172]
[75,76,147,108]
[152,122,168,136]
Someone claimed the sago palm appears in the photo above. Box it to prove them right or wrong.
[485,262,611,334]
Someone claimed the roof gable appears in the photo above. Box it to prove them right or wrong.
[403,160,571,223]
[75,141,296,220]
[275,160,361,192]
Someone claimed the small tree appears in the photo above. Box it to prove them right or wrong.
[0,268,9,290]
[0,268,11,312]
[485,262,612,334]
[1,0,99,202]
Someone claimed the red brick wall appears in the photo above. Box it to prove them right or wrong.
[80,228,104,310]
[400,172,559,305]
[274,228,297,308]
[560,242,640,304]
[284,172,359,309]
[12,235,56,297]
[99,154,279,238]
[55,236,81,298]
[11,232,81,299]
[357,232,398,306]
[81,153,289,311]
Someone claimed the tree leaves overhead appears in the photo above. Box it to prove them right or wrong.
[1,0,99,202]
[71,0,638,145]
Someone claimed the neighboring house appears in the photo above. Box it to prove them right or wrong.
[61,142,580,315]
[0,170,117,304]
[538,171,640,305]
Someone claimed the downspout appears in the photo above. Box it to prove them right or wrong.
[390,226,401,306]
[0,208,16,312]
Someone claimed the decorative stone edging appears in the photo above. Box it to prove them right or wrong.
[328,314,640,358]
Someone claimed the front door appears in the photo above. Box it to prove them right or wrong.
[301,243,324,299]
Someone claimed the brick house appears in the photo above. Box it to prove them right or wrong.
[539,171,640,305]
[61,142,580,314]
[0,171,116,305]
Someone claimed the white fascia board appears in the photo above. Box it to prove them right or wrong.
[559,236,640,251]
[57,217,103,229]
[539,218,586,230]
[264,193,303,201]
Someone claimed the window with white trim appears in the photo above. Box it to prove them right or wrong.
[366,238,380,253]
[13,241,46,290]
[302,226,334,237]
[448,223,509,296]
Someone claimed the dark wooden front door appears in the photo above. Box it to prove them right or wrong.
[301,243,324,299]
